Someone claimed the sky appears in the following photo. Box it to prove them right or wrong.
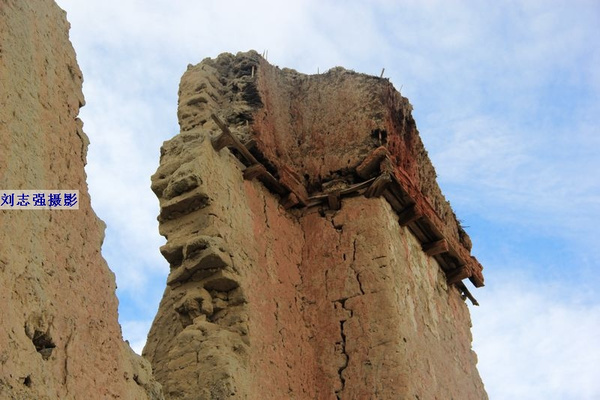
[55,1,599,399]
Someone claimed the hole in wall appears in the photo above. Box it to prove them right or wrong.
[32,330,55,360]
[370,129,388,145]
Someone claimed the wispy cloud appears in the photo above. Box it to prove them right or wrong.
[472,267,600,400]
[121,319,153,355]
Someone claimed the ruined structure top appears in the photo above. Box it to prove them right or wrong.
[176,50,484,293]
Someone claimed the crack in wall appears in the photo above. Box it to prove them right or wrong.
[350,238,365,295]
[262,190,270,229]
[62,323,74,398]
[335,299,351,400]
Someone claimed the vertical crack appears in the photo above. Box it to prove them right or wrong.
[262,191,270,228]
[335,299,350,400]
[62,324,75,397]
[351,239,365,295]
[296,224,306,290]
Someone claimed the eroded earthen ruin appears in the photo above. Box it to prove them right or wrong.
[145,51,487,399]
[0,1,163,398]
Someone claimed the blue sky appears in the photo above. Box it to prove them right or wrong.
[55,1,600,398]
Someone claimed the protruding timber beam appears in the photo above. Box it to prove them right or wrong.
[356,146,389,179]
[468,258,485,288]
[279,165,309,205]
[281,193,300,209]
[243,139,257,151]
[422,239,449,256]
[243,164,267,180]
[365,172,392,198]
[446,265,472,285]
[327,192,341,210]
[210,114,259,165]
[457,282,479,306]
[398,204,422,226]
[258,172,288,196]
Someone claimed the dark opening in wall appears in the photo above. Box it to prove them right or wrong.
[32,330,55,360]
[371,129,388,146]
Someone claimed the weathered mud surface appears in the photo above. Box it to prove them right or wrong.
[0,2,163,398]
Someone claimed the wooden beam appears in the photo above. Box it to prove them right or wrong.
[422,239,449,256]
[327,192,341,210]
[211,129,235,151]
[365,172,392,198]
[279,165,309,205]
[243,164,266,180]
[243,139,257,151]
[398,204,422,226]
[210,114,259,165]
[468,258,485,288]
[446,265,471,285]
[356,146,388,179]
[281,193,300,209]
[258,171,288,196]
[456,282,479,306]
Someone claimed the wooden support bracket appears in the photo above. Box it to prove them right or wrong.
[365,172,392,198]
[422,239,449,256]
[243,164,266,180]
[281,193,300,209]
[446,265,471,285]
[211,130,235,151]
[279,165,309,205]
[243,139,257,151]
[258,172,288,196]
[211,114,259,165]
[456,282,479,306]
[356,146,389,179]
[468,258,485,288]
[398,204,422,226]
[327,192,341,210]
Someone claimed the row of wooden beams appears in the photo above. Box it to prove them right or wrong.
[357,147,485,289]
[210,119,484,292]
[305,178,376,207]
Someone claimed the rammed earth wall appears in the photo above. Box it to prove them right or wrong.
[0,2,163,398]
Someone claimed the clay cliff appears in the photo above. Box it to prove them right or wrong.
[0,1,162,398]
[145,51,487,399]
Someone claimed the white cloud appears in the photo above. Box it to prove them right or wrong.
[122,319,154,355]
[472,269,600,400]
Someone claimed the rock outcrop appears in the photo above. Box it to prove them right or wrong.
[146,51,487,399]
[0,1,163,399]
